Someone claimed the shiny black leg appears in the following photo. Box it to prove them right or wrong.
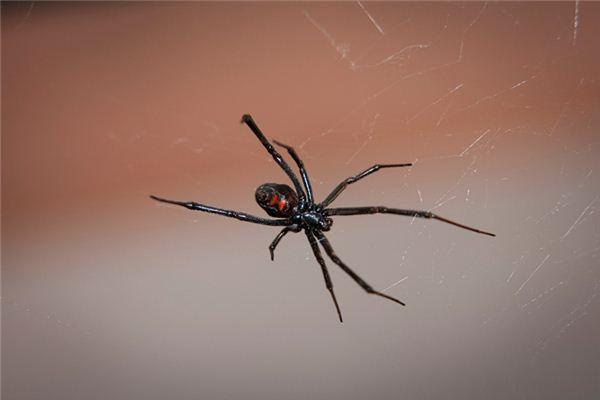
[241,114,307,207]
[269,226,301,261]
[273,140,314,205]
[313,230,406,307]
[150,195,293,226]
[324,206,495,236]
[305,231,343,322]
[320,163,412,208]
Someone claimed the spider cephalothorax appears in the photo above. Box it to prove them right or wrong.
[151,114,495,322]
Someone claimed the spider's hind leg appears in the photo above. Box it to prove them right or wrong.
[240,114,307,207]
[149,195,293,226]
[269,226,301,261]
[272,140,314,206]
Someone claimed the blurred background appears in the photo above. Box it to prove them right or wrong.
[2,2,599,399]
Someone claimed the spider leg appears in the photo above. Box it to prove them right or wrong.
[306,230,344,322]
[320,163,412,208]
[241,114,307,208]
[273,140,314,205]
[313,230,406,307]
[150,195,292,226]
[324,206,496,237]
[269,225,301,261]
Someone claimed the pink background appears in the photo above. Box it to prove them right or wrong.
[3,2,600,399]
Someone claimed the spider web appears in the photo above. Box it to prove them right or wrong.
[293,2,600,369]
[3,2,600,399]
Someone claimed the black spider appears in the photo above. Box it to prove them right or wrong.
[151,114,495,322]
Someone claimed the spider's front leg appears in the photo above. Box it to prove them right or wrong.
[269,226,301,261]
[313,230,406,307]
[320,163,412,208]
[324,206,495,237]
[305,230,343,322]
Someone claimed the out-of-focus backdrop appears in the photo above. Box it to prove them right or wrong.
[3,2,599,399]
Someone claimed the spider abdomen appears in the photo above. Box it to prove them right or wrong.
[255,183,298,218]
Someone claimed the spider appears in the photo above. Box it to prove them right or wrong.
[151,114,495,322]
